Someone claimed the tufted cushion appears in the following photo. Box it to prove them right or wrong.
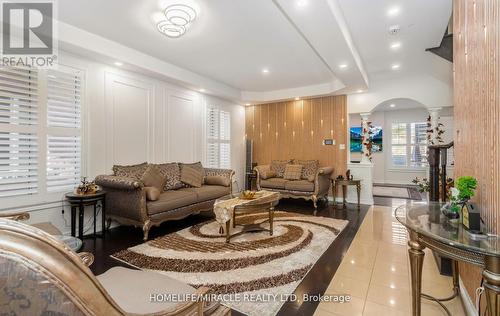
[270,160,292,178]
[295,159,319,182]
[285,180,315,192]
[112,162,148,180]
[153,163,183,191]
[180,162,204,188]
[283,164,303,180]
[141,165,165,192]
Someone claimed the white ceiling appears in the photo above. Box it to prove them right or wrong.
[56,0,452,103]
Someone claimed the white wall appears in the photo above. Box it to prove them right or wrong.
[347,74,453,113]
[6,50,245,236]
[349,107,454,184]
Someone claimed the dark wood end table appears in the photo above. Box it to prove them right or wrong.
[331,179,361,208]
[65,191,106,240]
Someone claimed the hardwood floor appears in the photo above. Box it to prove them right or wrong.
[82,198,369,316]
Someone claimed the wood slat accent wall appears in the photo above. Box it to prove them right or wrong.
[453,0,500,303]
[245,96,347,179]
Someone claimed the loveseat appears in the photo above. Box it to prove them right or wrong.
[254,160,333,213]
[95,162,234,240]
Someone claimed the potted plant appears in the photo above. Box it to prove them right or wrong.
[442,176,477,222]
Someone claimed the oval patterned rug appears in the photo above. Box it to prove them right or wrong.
[112,211,348,316]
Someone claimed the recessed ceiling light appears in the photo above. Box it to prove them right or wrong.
[390,103,396,108]
[262,68,270,75]
[339,64,348,69]
[391,64,401,70]
[390,42,402,50]
[295,97,300,101]
[114,62,123,66]
[296,0,308,7]
[199,88,205,92]
[357,89,364,93]
[245,103,251,106]
[387,6,400,17]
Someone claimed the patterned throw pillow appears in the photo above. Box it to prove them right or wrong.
[260,169,277,180]
[112,162,148,180]
[296,160,319,182]
[154,163,183,191]
[270,160,291,178]
[140,165,165,192]
[180,162,204,188]
[283,164,303,180]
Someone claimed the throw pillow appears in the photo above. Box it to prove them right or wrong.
[270,160,292,178]
[153,163,183,191]
[296,159,320,181]
[205,175,230,187]
[180,162,204,188]
[140,165,165,191]
[260,168,277,180]
[283,164,303,180]
[144,187,161,201]
[112,162,148,180]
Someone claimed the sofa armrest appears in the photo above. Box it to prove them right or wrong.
[314,167,334,196]
[95,175,143,191]
[253,165,270,190]
[95,175,148,224]
[318,166,334,176]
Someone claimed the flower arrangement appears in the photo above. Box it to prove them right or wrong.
[426,115,445,145]
[362,121,374,162]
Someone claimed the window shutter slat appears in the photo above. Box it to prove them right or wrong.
[46,135,81,192]
[47,69,82,129]
[0,132,38,197]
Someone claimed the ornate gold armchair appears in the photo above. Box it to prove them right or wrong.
[0,219,230,315]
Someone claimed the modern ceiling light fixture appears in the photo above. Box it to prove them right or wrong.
[157,3,199,38]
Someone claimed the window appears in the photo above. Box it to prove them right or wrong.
[391,122,427,168]
[0,66,83,201]
[207,107,230,169]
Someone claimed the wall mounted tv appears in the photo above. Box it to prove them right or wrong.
[350,126,383,152]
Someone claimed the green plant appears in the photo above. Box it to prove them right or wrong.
[455,176,477,201]
[412,177,429,193]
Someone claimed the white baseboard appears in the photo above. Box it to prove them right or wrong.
[460,277,478,316]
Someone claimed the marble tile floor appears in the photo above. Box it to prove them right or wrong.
[314,200,467,316]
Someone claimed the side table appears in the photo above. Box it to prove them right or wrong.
[65,191,106,240]
[331,179,361,208]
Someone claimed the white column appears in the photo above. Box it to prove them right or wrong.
[428,107,442,145]
[360,112,371,164]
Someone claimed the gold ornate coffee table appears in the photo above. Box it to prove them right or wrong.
[214,190,280,242]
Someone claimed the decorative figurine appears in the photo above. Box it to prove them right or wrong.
[75,177,99,195]
[346,169,351,181]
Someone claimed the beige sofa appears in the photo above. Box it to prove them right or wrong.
[254,160,333,213]
[96,163,234,240]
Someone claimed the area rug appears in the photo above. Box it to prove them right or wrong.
[111,212,348,316]
[373,184,422,200]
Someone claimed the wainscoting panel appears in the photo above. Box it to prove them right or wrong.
[245,95,347,178]
[104,73,154,169]
[453,0,500,306]
[164,89,200,163]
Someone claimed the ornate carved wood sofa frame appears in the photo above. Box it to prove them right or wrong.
[254,165,333,213]
[96,167,234,240]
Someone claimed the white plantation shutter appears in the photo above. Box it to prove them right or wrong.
[0,132,38,197]
[206,107,231,169]
[46,136,81,192]
[47,69,82,128]
[46,68,82,192]
[0,67,38,197]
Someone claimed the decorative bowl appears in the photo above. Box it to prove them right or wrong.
[240,190,256,200]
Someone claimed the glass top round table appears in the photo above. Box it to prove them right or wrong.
[395,201,500,257]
